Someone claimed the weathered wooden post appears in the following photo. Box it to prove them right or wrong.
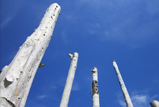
[112,60,134,107]
[59,52,79,107]
[150,100,159,107]
[91,67,100,107]
[0,3,61,107]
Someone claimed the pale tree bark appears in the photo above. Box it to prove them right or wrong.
[113,60,134,107]
[0,3,61,107]
[91,67,100,107]
[150,100,159,107]
[59,52,79,107]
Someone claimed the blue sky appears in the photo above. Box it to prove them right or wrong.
[1,0,159,107]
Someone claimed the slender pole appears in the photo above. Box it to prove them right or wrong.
[0,3,61,107]
[59,52,79,107]
[150,100,159,107]
[112,60,134,107]
[91,67,100,107]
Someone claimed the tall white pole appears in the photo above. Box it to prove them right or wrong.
[150,100,159,107]
[59,52,79,107]
[0,3,61,107]
[91,67,100,107]
[112,60,133,107]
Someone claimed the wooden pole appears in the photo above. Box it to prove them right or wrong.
[150,100,159,107]
[59,52,79,107]
[91,67,100,107]
[113,60,134,107]
[0,3,61,107]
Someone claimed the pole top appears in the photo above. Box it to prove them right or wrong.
[50,3,61,8]
[68,52,78,59]
[91,67,98,73]
[73,52,78,57]
[112,60,118,68]
[150,100,159,107]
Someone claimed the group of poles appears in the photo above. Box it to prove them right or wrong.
[0,3,158,107]
[59,52,159,107]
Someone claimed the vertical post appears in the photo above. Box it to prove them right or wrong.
[150,100,159,107]
[91,67,100,107]
[59,52,79,107]
[112,60,133,107]
[0,3,61,107]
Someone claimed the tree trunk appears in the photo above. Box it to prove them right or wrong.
[0,3,61,107]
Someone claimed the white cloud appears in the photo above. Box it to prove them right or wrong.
[132,95,148,103]
[131,94,159,107]
[49,86,57,90]
[132,95,148,107]
[151,95,158,100]
[65,14,77,21]
[118,100,126,107]
[116,89,158,107]
[76,0,139,9]
[117,94,149,107]
[72,81,80,91]
[72,0,159,49]
[36,94,48,99]
[0,17,14,28]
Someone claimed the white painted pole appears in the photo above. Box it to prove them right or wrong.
[150,100,159,107]
[59,52,79,107]
[91,67,100,107]
[0,3,61,107]
[112,60,133,107]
